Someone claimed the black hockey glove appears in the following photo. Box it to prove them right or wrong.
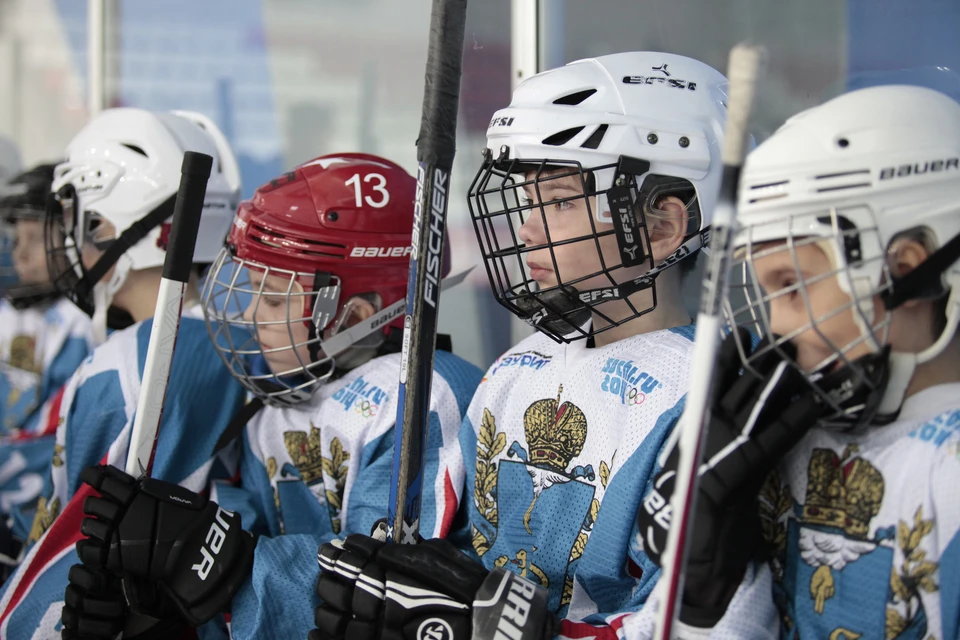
[76,464,256,627]
[310,532,558,640]
[637,328,824,610]
[61,564,127,639]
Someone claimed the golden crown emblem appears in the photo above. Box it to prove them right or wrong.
[283,426,324,485]
[523,385,588,472]
[802,448,884,540]
[9,335,39,374]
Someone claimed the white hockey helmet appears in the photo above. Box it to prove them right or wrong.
[468,51,729,342]
[46,108,241,342]
[727,85,960,430]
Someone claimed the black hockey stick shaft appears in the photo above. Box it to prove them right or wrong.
[125,151,212,477]
[387,0,467,544]
[653,44,766,639]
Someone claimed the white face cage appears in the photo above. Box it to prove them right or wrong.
[724,207,898,431]
[201,248,342,407]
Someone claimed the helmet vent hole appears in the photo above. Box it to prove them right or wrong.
[837,137,850,148]
[542,127,585,146]
[121,143,148,157]
[813,169,871,193]
[552,89,597,106]
[580,124,608,150]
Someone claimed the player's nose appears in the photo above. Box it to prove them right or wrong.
[242,298,257,323]
[518,209,545,246]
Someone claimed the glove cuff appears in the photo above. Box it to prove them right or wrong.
[471,567,552,640]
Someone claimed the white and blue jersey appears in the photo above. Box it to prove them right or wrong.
[0,298,92,435]
[0,298,93,535]
[213,349,481,640]
[0,306,248,639]
[457,326,696,635]
[758,382,960,640]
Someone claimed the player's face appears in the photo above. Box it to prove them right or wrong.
[12,220,49,284]
[751,240,882,372]
[243,269,313,376]
[517,170,621,291]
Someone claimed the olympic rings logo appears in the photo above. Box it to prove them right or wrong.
[626,388,647,406]
[355,399,379,418]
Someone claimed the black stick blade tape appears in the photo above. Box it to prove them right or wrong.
[162,151,213,283]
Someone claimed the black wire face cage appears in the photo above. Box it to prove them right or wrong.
[201,248,341,407]
[44,184,92,315]
[723,209,896,431]
[468,151,701,343]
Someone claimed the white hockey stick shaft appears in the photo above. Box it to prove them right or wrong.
[653,44,766,640]
[125,151,213,477]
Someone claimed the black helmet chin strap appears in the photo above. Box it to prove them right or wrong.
[78,194,178,301]
[881,229,960,310]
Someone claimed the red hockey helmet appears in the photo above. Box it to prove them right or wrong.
[202,153,434,405]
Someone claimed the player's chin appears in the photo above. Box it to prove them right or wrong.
[796,352,841,376]
[262,354,305,378]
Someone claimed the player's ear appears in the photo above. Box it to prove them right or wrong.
[648,195,690,261]
[886,236,932,309]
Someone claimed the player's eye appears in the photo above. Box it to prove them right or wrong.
[778,277,802,300]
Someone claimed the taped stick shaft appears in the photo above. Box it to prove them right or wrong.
[124,151,212,477]
[653,44,766,639]
[387,0,467,544]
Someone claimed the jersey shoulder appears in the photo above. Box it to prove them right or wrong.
[480,330,562,382]
[73,320,143,382]
[432,350,483,412]
[45,299,93,338]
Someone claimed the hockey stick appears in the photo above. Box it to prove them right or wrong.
[652,44,766,640]
[124,151,213,477]
[387,0,468,544]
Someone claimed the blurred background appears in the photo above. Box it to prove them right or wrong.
[1,0,958,369]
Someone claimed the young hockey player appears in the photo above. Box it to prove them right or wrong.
[0,164,93,435]
[0,165,95,569]
[306,52,776,640]
[636,84,960,639]
[730,84,960,639]
[67,154,482,639]
[0,107,248,637]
